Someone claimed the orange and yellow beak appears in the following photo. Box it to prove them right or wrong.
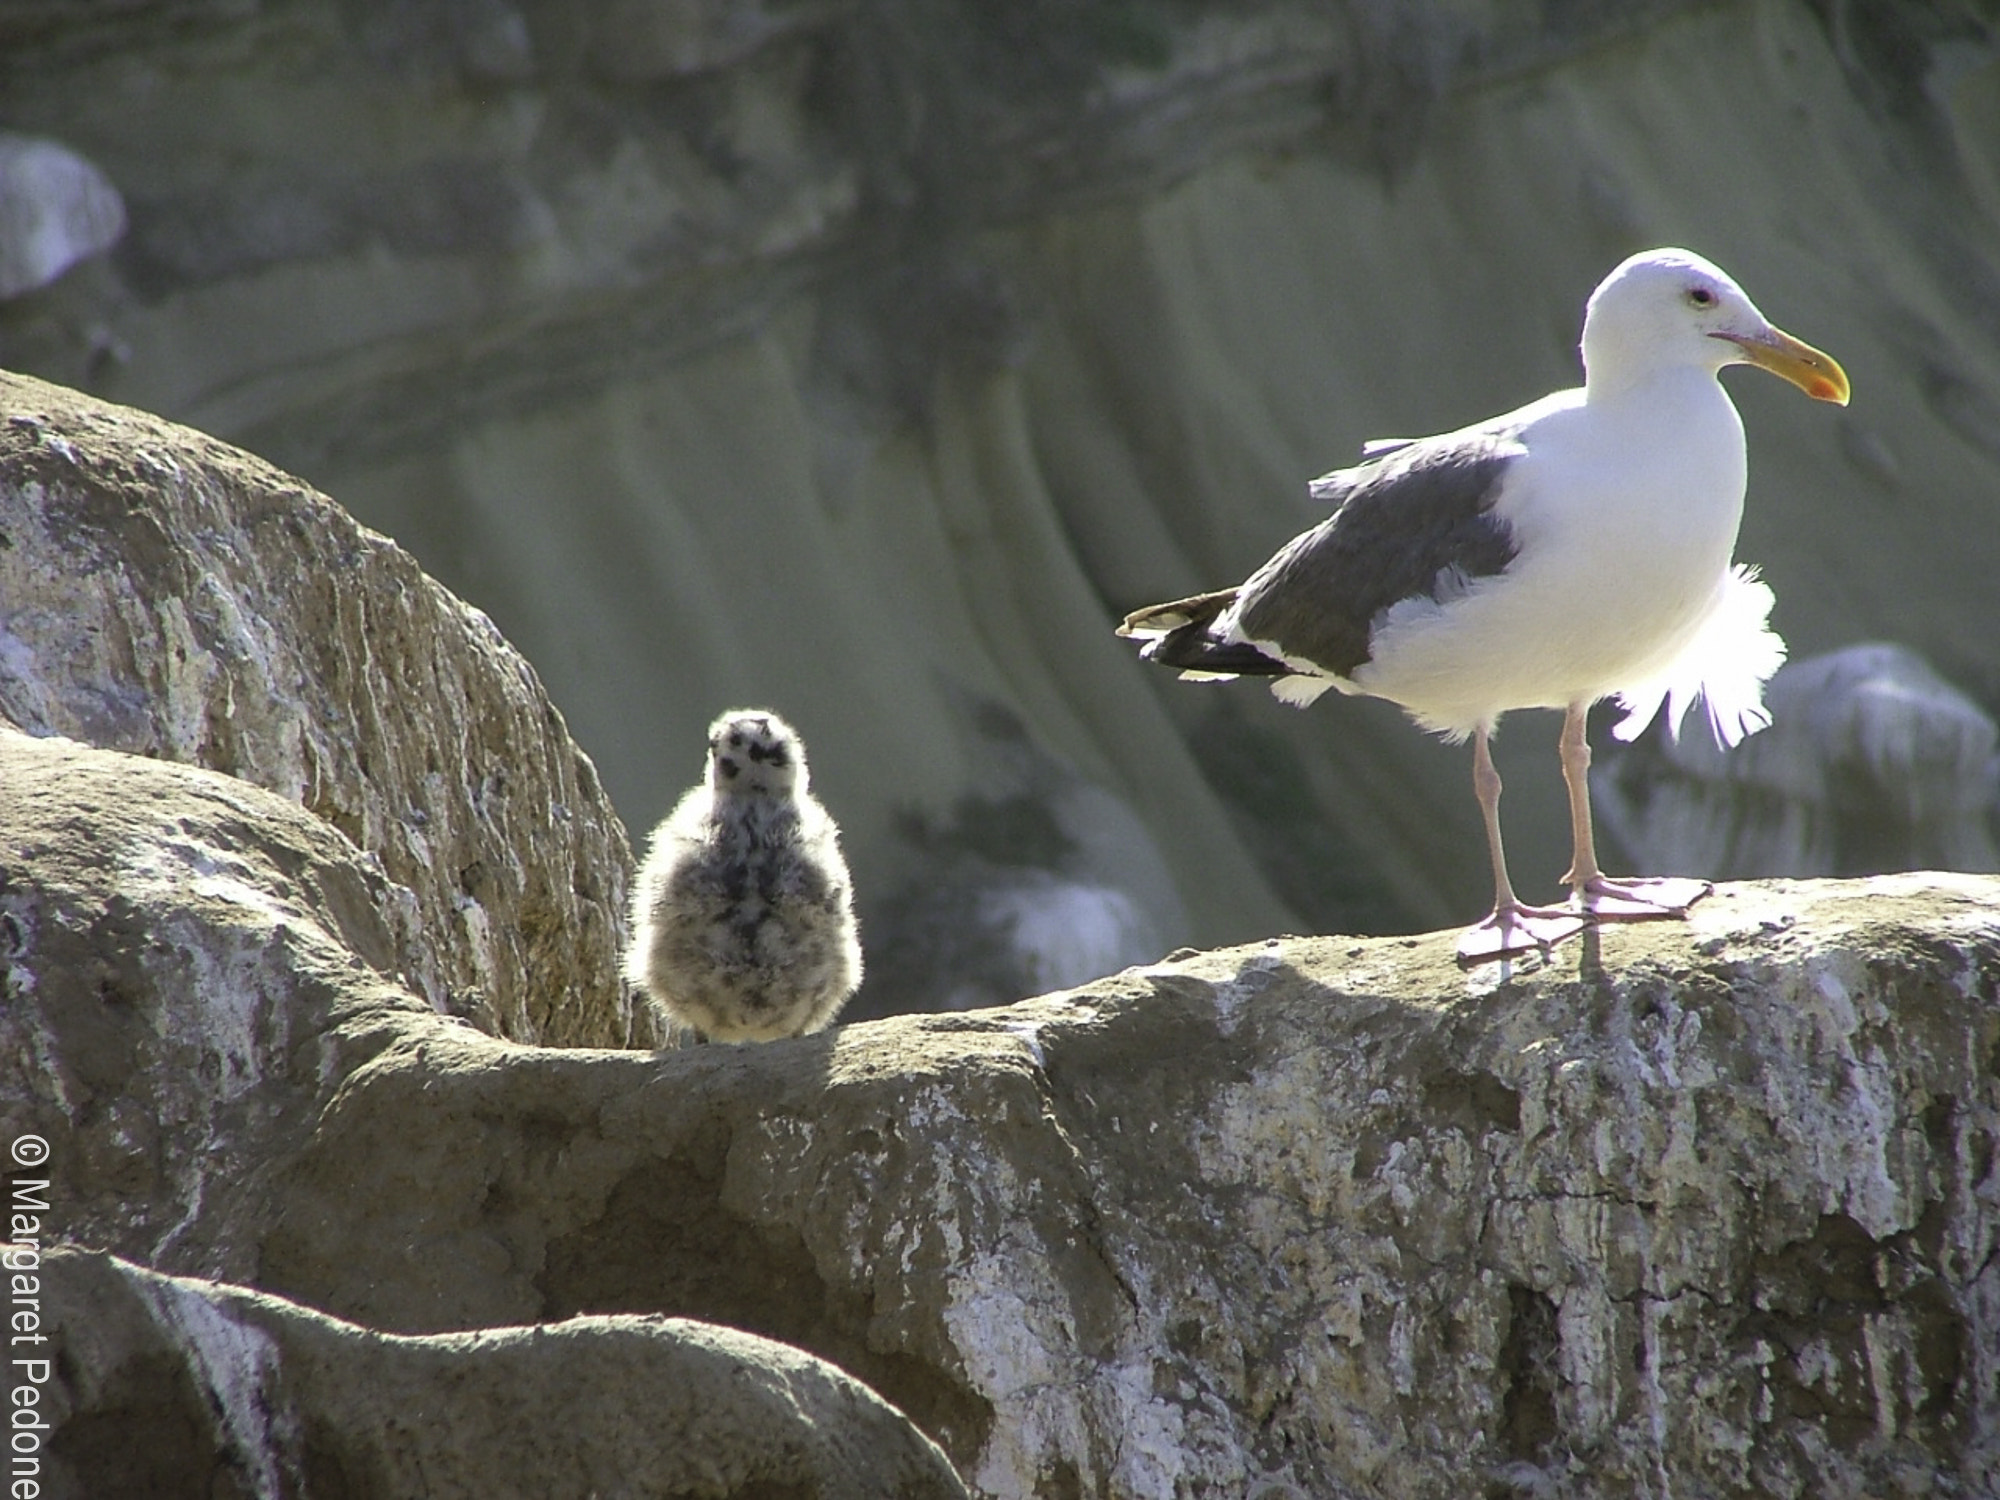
[1713,326,1851,405]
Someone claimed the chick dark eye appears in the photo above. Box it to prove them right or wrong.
[1687,286,1716,308]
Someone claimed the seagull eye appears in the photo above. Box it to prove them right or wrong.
[1687,285,1717,308]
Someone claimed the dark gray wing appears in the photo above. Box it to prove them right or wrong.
[1236,432,1522,679]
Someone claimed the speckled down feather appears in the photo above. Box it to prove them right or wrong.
[627,710,861,1042]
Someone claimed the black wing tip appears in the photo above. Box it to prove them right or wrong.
[1157,639,1291,677]
[1118,588,1297,678]
[1131,622,1290,678]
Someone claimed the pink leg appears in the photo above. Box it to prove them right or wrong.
[1457,724,1589,964]
[1559,701,1712,919]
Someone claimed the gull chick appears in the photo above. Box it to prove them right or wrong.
[627,710,861,1041]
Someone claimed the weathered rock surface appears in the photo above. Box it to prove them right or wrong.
[9,0,2000,1003]
[30,1247,968,1500]
[0,723,444,1280]
[7,707,1995,1496]
[0,370,637,1046]
[212,877,2000,1499]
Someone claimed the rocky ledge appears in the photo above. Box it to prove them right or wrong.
[5,711,1994,1496]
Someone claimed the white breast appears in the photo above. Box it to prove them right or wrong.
[1355,371,1750,736]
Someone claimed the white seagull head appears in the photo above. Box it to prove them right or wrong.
[1581,247,1849,406]
[706,708,807,798]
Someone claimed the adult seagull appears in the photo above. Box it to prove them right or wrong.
[1117,248,1850,963]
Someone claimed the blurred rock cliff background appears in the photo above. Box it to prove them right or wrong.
[4,0,1998,1017]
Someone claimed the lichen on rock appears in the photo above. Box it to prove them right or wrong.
[0,370,636,1046]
